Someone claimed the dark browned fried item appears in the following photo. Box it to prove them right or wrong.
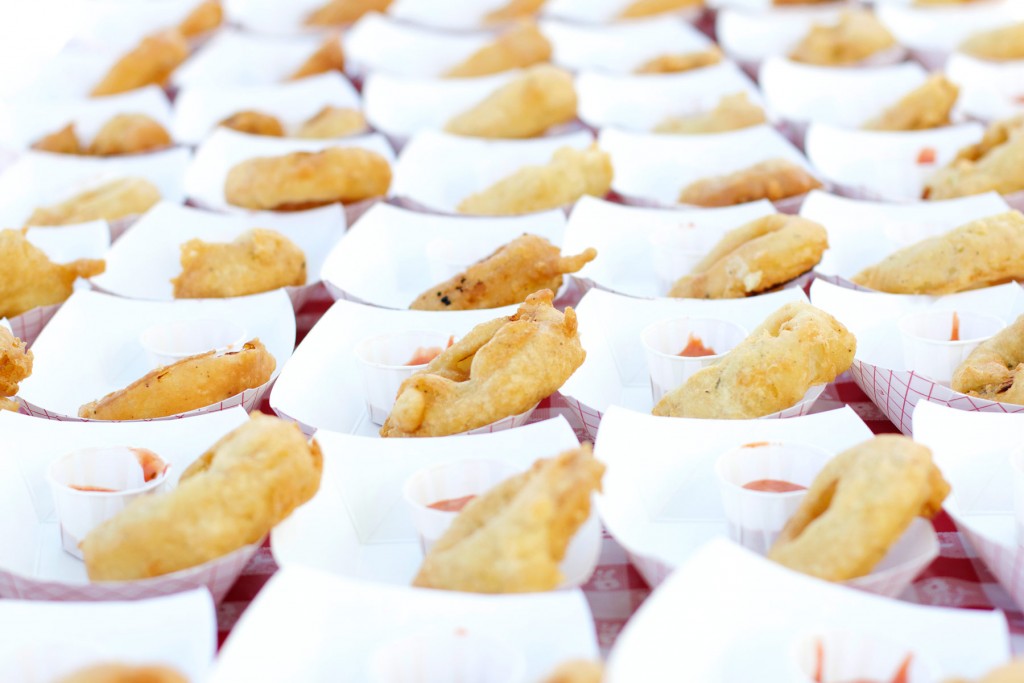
[960,22,1024,61]
[862,74,959,131]
[56,664,189,683]
[295,106,367,138]
[0,326,32,413]
[178,0,223,37]
[172,228,307,298]
[654,92,767,135]
[542,661,606,683]
[634,47,722,74]
[87,114,172,155]
[305,0,393,25]
[410,233,596,310]
[0,229,105,318]
[78,339,275,420]
[952,313,1024,406]
[788,10,897,66]
[768,435,950,581]
[219,110,285,137]
[444,22,552,78]
[484,0,546,23]
[924,117,1024,200]
[620,0,701,17]
[91,29,189,97]
[382,290,585,437]
[668,214,828,298]
[412,445,604,592]
[678,158,822,207]
[31,123,81,154]
[289,35,345,80]
[25,177,161,227]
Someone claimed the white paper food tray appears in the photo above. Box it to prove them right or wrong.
[947,52,1024,124]
[542,0,702,23]
[17,44,152,101]
[388,0,545,30]
[224,0,341,35]
[73,0,221,52]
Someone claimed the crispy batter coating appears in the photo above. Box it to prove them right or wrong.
[484,0,546,24]
[57,664,189,683]
[924,119,1024,200]
[654,92,767,135]
[224,147,391,209]
[81,414,321,580]
[444,22,552,78]
[620,0,701,17]
[289,35,345,81]
[668,214,827,298]
[678,158,822,207]
[851,211,1024,294]
[862,74,959,131]
[960,22,1024,61]
[634,47,722,75]
[32,123,81,155]
[87,114,172,156]
[25,177,162,227]
[788,10,897,66]
[952,313,1024,406]
[541,661,606,683]
[0,326,32,413]
[78,339,275,420]
[410,233,596,310]
[295,106,367,139]
[769,436,949,581]
[444,65,577,139]
[219,110,285,137]
[652,301,856,419]
[172,228,307,298]
[0,229,105,318]
[91,29,189,97]
[457,144,612,215]
[305,0,393,25]
[382,290,585,437]
[177,0,223,37]
[412,445,604,592]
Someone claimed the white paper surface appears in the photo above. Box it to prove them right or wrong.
[947,52,1024,123]
[224,0,332,35]
[73,0,217,52]
[876,1,1024,53]
[17,44,130,100]
[717,5,849,65]
[543,0,701,23]
[388,0,525,30]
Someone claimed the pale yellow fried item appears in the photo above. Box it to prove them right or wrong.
[412,445,604,592]
[788,10,897,66]
[0,326,32,413]
[678,158,822,207]
[862,74,959,131]
[542,661,606,683]
[305,0,393,25]
[410,234,596,310]
[634,47,722,74]
[444,65,577,139]
[289,35,345,80]
[91,30,190,97]
[769,435,949,581]
[851,211,1024,294]
[31,123,81,154]
[952,313,1024,406]
[955,116,1024,163]
[444,22,552,78]
[78,339,275,420]
[960,22,1024,61]
[654,92,767,135]
[943,660,1024,683]
[57,664,189,683]
[219,110,285,137]
[224,147,392,209]
[81,414,321,580]
[668,214,827,298]
[485,0,546,23]
[172,228,307,298]
[178,0,223,37]
[652,301,856,419]
[0,229,105,318]
[295,106,367,138]
[924,120,1024,200]
[457,144,612,215]
[620,0,701,18]
[382,289,585,437]
[87,114,172,156]
[25,177,162,227]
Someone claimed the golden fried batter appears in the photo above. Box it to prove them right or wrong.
[634,47,722,75]
[652,301,856,418]
[862,74,959,131]
[444,22,552,78]
[960,22,1024,61]
[484,0,546,24]
[852,211,1024,294]
[91,29,189,97]
[25,177,162,227]
[410,233,596,310]
[32,123,81,155]
[668,214,827,298]
[541,661,606,683]
[382,289,585,437]
[445,65,577,139]
[678,158,822,207]
[82,414,321,580]
[412,445,604,592]
[0,326,32,413]
[457,144,612,215]
[78,339,275,420]
[87,114,172,156]
[295,106,367,139]
[620,0,701,18]
[952,313,1024,405]
[924,119,1024,200]
[57,664,189,683]
[178,0,223,37]
[0,229,105,318]
[788,10,897,67]
[654,92,767,135]
[219,110,285,137]
[172,228,307,298]
[305,0,392,25]
[289,35,345,81]
[769,436,949,581]
[224,147,391,209]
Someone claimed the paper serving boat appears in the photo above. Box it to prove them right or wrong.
[388,0,549,31]
[947,52,1024,124]
[605,539,1011,683]
[542,0,703,23]
[17,289,295,422]
[810,279,1024,435]
[71,0,220,52]
[0,408,258,602]
[224,0,354,36]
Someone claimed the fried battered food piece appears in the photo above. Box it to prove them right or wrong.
[410,234,596,310]
[952,313,1024,406]
[382,290,585,437]
[444,65,577,139]
[172,228,307,298]
[851,211,1024,294]
[219,110,285,137]
[678,158,822,208]
[444,22,552,78]
[788,10,897,67]
[652,301,855,419]
[91,30,190,97]
[542,661,606,683]
[457,144,612,215]
[224,147,391,209]
[768,436,950,581]
[57,664,189,683]
[295,106,367,139]
[620,0,701,18]
[960,22,1024,61]
[924,119,1024,200]
[634,47,722,75]
[943,660,1024,683]
[654,92,767,135]
[668,215,827,298]
[484,0,546,24]
[25,177,161,227]
[87,114,172,156]
[305,0,393,25]
[178,0,223,37]
[0,326,32,413]
[289,35,345,80]
[955,116,1024,164]
[78,339,275,420]
[0,229,105,318]
[861,74,959,131]
[412,445,604,592]
[32,123,81,154]
[81,414,321,579]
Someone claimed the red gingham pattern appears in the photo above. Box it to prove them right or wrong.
[9,302,61,346]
